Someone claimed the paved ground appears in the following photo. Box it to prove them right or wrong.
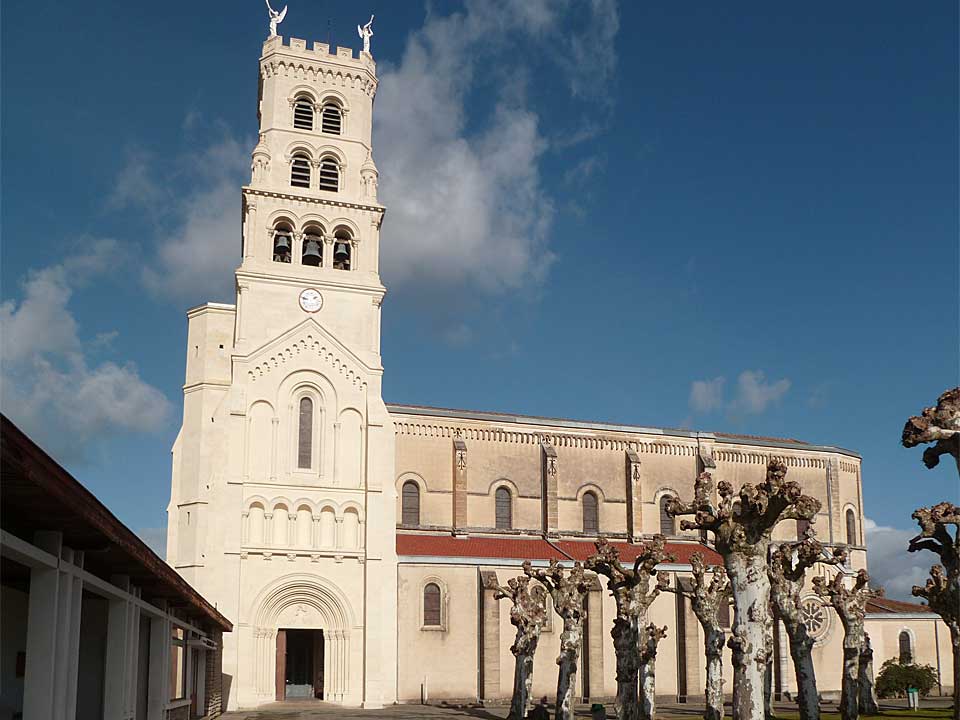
[223,697,954,720]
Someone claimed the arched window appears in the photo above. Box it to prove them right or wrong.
[321,102,342,135]
[797,518,811,540]
[495,487,512,530]
[290,153,311,188]
[582,491,599,534]
[301,227,324,267]
[272,223,293,263]
[318,156,339,192]
[332,228,352,270]
[401,481,420,526]
[898,631,913,664]
[845,509,857,546]
[660,495,676,536]
[423,583,442,627]
[297,397,313,468]
[293,96,314,130]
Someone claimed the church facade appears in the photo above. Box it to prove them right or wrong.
[166,33,953,711]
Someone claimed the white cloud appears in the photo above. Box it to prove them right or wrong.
[864,517,932,602]
[0,243,171,463]
[734,370,791,414]
[690,377,726,413]
[374,0,619,296]
[140,135,248,304]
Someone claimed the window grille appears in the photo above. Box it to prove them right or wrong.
[898,631,913,664]
[845,509,857,546]
[402,482,420,526]
[318,157,339,191]
[423,583,441,626]
[321,103,342,134]
[495,487,512,530]
[660,495,676,535]
[290,154,311,188]
[582,491,598,534]
[297,397,313,468]
[293,97,314,130]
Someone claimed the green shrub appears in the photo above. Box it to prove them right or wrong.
[875,659,939,698]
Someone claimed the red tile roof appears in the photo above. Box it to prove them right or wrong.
[866,597,934,614]
[396,534,721,566]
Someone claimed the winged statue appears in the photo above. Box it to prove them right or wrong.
[265,0,287,38]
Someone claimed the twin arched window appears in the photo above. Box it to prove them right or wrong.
[402,481,420,526]
[845,509,858,546]
[582,491,599,534]
[659,495,676,536]
[495,487,512,530]
[289,153,340,192]
[292,95,343,135]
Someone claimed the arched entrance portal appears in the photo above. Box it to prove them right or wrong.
[251,574,355,704]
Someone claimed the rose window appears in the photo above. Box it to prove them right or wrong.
[800,598,830,642]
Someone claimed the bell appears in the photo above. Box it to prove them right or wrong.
[302,238,323,267]
[273,234,291,262]
[333,241,351,269]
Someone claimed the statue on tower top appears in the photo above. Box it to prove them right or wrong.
[265,0,287,38]
[358,15,374,54]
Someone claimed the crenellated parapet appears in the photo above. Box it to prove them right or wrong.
[260,35,378,98]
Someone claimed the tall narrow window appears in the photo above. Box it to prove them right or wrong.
[402,481,420,526]
[297,397,313,468]
[321,103,342,134]
[582,491,599,534]
[845,509,857,546]
[660,495,676,535]
[898,631,913,664]
[293,96,314,130]
[797,517,811,540]
[423,583,441,627]
[290,153,311,188]
[495,487,512,530]
[318,156,339,191]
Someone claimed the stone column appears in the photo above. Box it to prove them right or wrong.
[541,440,559,536]
[626,449,643,542]
[480,570,501,701]
[826,458,841,543]
[585,575,604,700]
[453,435,468,534]
[147,606,171,720]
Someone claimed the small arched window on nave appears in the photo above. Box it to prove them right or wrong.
[495,487,512,530]
[845,508,858,546]
[401,481,420,526]
[660,495,676,536]
[898,631,913,664]
[582,491,599,534]
[423,583,442,627]
[297,396,313,469]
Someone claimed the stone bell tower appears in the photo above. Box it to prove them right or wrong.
[167,29,396,710]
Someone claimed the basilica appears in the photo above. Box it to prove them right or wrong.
[165,29,952,711]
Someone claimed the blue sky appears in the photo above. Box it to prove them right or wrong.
[2,1,957,598]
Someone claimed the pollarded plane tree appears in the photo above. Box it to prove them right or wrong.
[908,502,960,719]
[662,552,730,720]
[812,569,876,720]
[665,460,820,720]
[768,532,847,720]
[522,559,592,720]
[586,536,673,720]
[495,575,549,720]
[858,633,879,716]
[902,387,960,720]
[638,622,669,720]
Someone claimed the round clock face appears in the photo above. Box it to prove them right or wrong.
[298,288,323,313]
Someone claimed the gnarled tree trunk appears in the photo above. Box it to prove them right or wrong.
[639,624,667,720]
[857,634,878,716]
[727,552,772,720]
[495,575,548,720]
[704,627,726,720]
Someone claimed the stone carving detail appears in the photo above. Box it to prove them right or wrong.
[769,533,847,720]
[265,0,287,38]
[813,569,876,720]
[522,560,590,720]
[494,576,548,720]
[666,460,820,720]
[663,553,729,720]
[586,536,671,720]
[357,15,374,55]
